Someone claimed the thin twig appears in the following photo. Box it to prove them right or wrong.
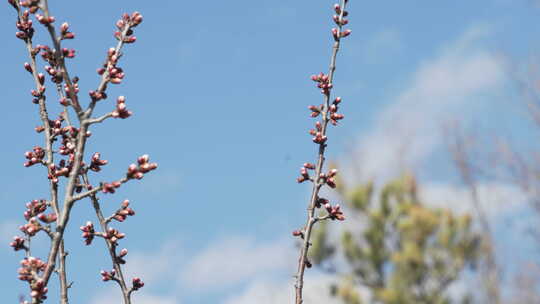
[294,1,350,303]
[82,173,132,304]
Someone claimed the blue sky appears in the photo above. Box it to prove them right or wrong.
[2,1,540,303]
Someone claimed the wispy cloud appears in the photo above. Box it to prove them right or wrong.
[89,287,179,304]
[124,239,184,285]
[352,25,505,180]
[88,240,183,304]
[222,275,342,304]
[180,236,295,290]
[420,181,527,217]
[87,235,298,302]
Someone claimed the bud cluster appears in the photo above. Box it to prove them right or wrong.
[64,75,79,94]
[311,72,333,95]
[309,121,327,144]
[297,163,315,183]
[93,12,143,95]
[100,269,116,281]
[103,227,125,245]
[102,181,123,194]
[132,277,144,291]
[19,257,50,301]
[48,163,69,184]
[18,0,39,13]
[30,280,48,302]
[44,65,63,84]
[23,146,44,167]
[111,200,135,222]
[80,221,95,245]
[38,212,58,224]
[115,12,143,43]
[15,10,34,41]
[35,45,53,63]
[95,47,125,90]
[328,97,344,125]
[23,199,47,220]
[320,168,338,188]
[18,257,47,282]
[112,96,132,119]
[60,22,75,40]
[10,236,26,251]
[127,154,158,180]
[35,13,55,25]
[58,132,78,155]
[89,152,108,172]
[324,202,345,221]
[19,198,58,230]
[20,218,41,236]
[331,3,351,40]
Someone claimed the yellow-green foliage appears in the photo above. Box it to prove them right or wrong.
[312,175,480,304]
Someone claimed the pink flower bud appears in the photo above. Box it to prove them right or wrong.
[124,36,137,43]
[292,230,303,237]
[334,4,341,14]
[138,154,149,164]
[63,32,75,39]
[60,22,69,32]
[303,163,316,170]
[132,277,144,290]
[110,78,122,84]
[340,29,352,38]
[24,62,32,73]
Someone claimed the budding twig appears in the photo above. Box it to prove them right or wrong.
[9,2,150,303]
[81,173,134,304]
[292,1,351,303]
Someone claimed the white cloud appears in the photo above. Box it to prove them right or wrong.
[124,239,183,285]
[222,275,342,304]
[89,287,179,304]
[181,236,295,290]
[87,240,183,304]
[420,182,527,218]
[352,25,505,180]
[95,235,299,301]
[131,294,178,304]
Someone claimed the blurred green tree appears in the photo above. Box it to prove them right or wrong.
[311,174,480,304]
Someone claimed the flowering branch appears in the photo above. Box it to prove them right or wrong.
[8,1,152,303]
[292,1,351,303]
[81,168,149,304]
